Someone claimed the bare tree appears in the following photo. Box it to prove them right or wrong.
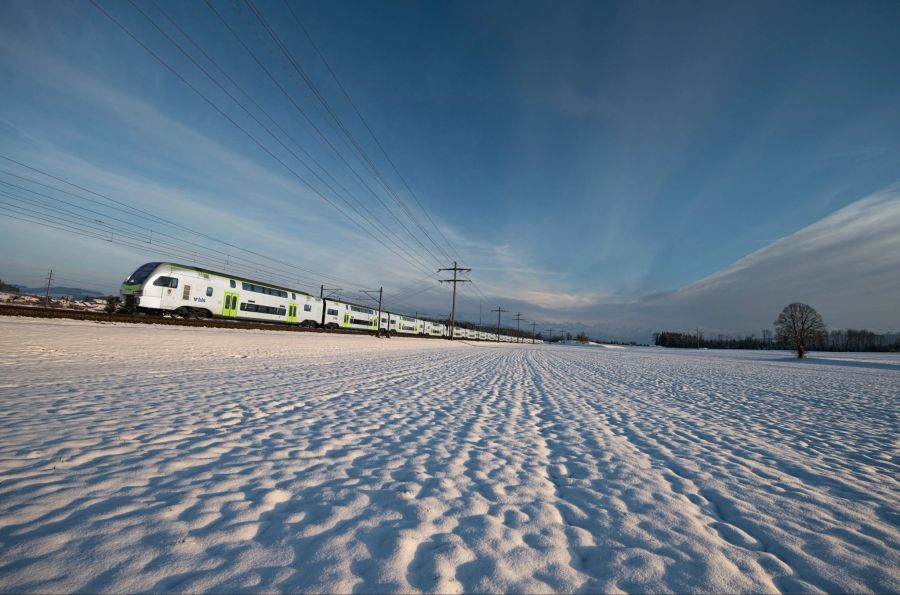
[774,303,826,358]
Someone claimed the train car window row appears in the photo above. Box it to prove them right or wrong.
[240,303,287,316]
[350,305,374,314]
[241,282,289,298]
[349,317,372,326]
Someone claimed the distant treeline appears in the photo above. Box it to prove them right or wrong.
[654,329,900,352]
[0,279,20,292]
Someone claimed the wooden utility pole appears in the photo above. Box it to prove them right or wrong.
[513,312,524,343]
[438,262,470,340]
[492,306,508,342]
[530,321,537,344]
[44,269,54,307]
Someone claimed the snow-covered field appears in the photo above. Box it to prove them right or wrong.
[0,318,897,594]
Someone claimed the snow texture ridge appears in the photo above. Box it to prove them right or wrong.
[0,318,897,593]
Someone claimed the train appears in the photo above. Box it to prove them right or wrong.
[120,262,540,342]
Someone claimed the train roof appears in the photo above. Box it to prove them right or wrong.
[147,262,318,299]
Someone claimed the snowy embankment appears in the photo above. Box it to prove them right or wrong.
[0,318,897,593]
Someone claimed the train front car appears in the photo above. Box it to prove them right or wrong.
[120,262,165,313]
[120,262,323,324]
[120,262,228,318]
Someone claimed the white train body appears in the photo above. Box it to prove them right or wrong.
[323,300,379,331]
[391,314,418,335]
[120,262,322,325]
[121,262,532,342]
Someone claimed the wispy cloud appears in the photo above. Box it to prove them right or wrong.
[543,188,900,339]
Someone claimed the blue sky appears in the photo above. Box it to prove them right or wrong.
[1,0,898,339]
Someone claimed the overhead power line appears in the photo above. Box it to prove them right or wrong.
[203,0,441,272]
[283,0,464,266]
[89,0,436,278]
[243,0,448,269]
[0,158,352,286]
[142,0,437,275]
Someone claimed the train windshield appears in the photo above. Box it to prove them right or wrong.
[125,262,161,284]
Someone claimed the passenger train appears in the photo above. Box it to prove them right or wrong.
[120,262,538,342]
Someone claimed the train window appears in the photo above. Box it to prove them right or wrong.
[303,304,312,312]
[230,280,236,288]
[153,276,178,288]
[182,285,191,300]
[292,293,296,299]
[239,281,291,298]
[327,308,338,316]
[126,262,160,284]
[206,287,213,297]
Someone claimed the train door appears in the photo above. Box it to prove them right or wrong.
[287,303,298,323]
[222,292,239,317]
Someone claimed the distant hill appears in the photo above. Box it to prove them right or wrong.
[16,286,107,299]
